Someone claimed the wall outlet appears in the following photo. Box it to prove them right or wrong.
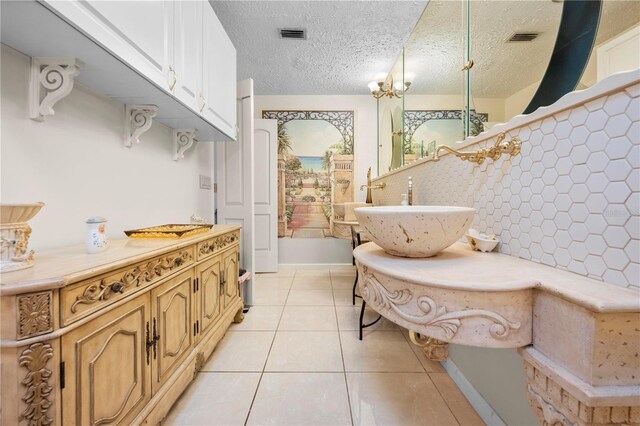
[199,175,211,190]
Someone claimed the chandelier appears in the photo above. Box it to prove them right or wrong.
[367,75,412,99]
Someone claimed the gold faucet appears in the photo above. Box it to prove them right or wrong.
[360,167,386,199]
[432,132,521,165]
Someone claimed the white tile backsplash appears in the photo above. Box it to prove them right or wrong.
[373,80,639,289]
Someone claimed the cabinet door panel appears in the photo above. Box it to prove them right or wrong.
[173,0,203,109]
[151,270,193,393]
[202,4,237,139]
[44,0,174,90]
[61,294,151,426]
[197,255,222,336]
[222,248,239,311]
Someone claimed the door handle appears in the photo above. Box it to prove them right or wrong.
[199,93,206,113]
[169,66,177,91]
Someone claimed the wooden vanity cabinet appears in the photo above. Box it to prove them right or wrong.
[61,293,152,426]
[0,226,242,426]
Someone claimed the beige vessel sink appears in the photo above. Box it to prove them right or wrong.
[354,205,475,257]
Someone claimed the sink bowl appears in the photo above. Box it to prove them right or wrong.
[354,206,475,258]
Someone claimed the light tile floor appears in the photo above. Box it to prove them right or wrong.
[164,267,485,426]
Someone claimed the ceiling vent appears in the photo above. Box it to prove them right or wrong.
[279,28,306,40]
[507,32,540,42]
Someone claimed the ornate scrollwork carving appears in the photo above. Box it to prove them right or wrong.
[71,250,192,312]
[194,351,205,378]
[527,385,576,426]
[199,232,239,256]
[360,267,521,340]
[19,343,54,425]
[124,105,158,147]
[261,110,354,154]
[18,292,53,338]
[173,129,197,161]
[29,58,82,121]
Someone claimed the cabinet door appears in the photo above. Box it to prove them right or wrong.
[151,270,193,393]
[61,294,151,426]
[202,4,237,139]
[197,255,222,337]
[222,247,240,311]
[43,0,174,90]
[173,0,203,110]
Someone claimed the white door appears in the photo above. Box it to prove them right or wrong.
[216,79,254,305]
[254,119,278,272]
[202,3,237,139]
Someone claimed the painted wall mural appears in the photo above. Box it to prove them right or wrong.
[403,110,489,160]
[262,110,355,239]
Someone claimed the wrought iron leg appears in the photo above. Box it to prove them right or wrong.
[358,300,382,341]
[352,268,361,305]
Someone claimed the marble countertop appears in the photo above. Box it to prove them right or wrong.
[0,225,241,295]
[354,242,640,313]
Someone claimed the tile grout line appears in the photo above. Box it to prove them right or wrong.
[242,271,294,426]
[331,270,356,426]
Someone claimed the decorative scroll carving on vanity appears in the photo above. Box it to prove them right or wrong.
[69,248,193,315]
[19,342,54,425]
[359,265,525,346]
[18,291,53,339]
[198,231,240,258]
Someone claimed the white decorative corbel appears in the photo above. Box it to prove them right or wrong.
[173,129,197,161]
[29,57,82,121]
[124,105,159,147]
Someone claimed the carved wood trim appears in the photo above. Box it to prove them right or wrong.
[194,351,205,379]
[360,266,521,340]
[18,291,53,339]
[19,342,54,425]
[198,232,239,258]
[161,292,188,358]
[69,249,193,315]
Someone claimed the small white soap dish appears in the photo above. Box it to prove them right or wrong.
[465,229,500,253]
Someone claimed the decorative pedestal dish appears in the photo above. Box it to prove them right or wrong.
[0,202,44,272]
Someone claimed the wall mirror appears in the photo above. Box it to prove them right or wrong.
[376,0,639,175]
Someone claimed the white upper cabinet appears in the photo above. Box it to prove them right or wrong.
[44,0,175,91]
[173,1,203,111]
[202,4,237,140]
[40,0,237,141]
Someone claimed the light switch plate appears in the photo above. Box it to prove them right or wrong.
[199,175,211,190]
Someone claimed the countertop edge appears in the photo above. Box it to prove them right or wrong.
[0,225,241,296]
[353,242,640,314]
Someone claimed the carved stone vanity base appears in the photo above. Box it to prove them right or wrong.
[354,242,640,426]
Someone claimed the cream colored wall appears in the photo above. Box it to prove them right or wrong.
[0,45,215,251]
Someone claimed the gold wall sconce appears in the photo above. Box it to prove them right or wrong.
[433,132,521,165]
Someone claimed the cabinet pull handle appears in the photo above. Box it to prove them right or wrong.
[196,277,199,291]
[169,66,177,91]
[193,322,197,336]
[152,318,159,360]
[196,320,200,334]
[145,321,152,365]
[199,94,206,113]
[110,283,125,294]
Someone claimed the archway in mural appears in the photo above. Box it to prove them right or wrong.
[262,110,355,239]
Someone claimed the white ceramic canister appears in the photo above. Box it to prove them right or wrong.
[86,217,108,254]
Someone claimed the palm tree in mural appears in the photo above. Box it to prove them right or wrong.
[321,150,332,171]
[321,138,348,170]
[278,125,292,155]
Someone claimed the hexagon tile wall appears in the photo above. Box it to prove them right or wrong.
[373,80,639,290]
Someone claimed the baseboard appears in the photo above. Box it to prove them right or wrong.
[442,358,506,426]
[277,263,353,269]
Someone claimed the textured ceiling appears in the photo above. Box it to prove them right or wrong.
[402,0,640,98]
[209,0,427,95]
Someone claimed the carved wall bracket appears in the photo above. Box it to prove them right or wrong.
[409,330,449,361]
[124,105,159,147]
[29,57,82,122]
[173,129,197,161]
